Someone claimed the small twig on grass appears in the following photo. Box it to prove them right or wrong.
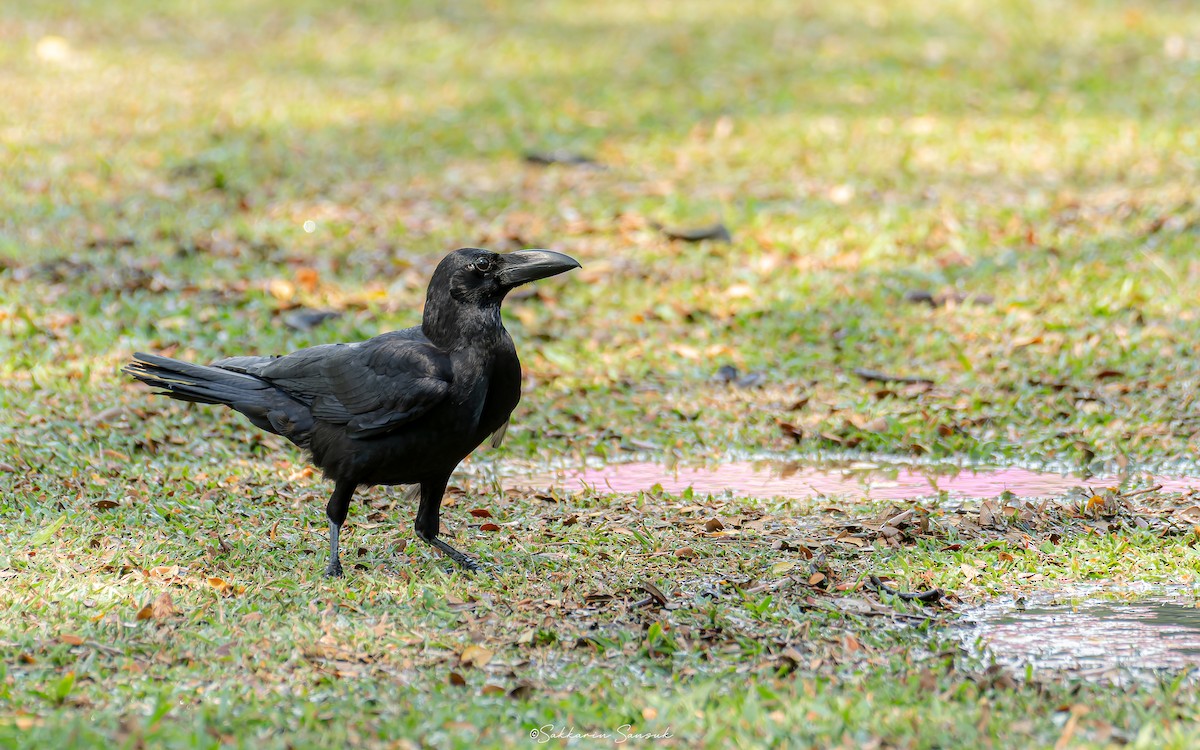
[868,575,942,603]
[853,368,934,386]
[1121,484,1163,499]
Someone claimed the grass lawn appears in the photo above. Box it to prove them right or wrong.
[3,0,1200,747]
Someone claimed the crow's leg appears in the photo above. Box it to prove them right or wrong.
[325,480,356,577]
[414,475,481,573]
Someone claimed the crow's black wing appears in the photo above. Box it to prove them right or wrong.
[246,333,453,439]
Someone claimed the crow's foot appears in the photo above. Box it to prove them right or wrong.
[418,534,483,574]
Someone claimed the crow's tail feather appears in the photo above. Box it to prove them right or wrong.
[123,352,271,407]
[124,352,314,447]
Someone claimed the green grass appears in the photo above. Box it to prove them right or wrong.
[4,0,1200,746]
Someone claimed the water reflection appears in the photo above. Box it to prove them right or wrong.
[509,461,1200,500]
[965,591,1200,682]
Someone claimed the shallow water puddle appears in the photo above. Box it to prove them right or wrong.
[509,461,1200,501]
[964,590,1200,682]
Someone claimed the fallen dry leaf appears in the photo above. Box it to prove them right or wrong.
[508,682,535,699]
[151,591,180,618]
[460,644,494,668]
[295,266,320,293]
[147,565,180,580]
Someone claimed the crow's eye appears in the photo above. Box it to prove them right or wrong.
[474,258,493,273]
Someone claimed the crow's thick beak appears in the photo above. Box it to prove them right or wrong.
[496,249,581,287]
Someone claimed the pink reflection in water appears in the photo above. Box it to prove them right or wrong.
[511,462,1200,500]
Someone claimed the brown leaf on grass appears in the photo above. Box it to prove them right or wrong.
[303,635,374,665]
[207,576,242,596]
[481,684,506,696]
[508,682,535,699]
[211,534,232,556]
[835,531,867,547]
[151,592,180,618]
[460,645,493,668]
[979,501,999,527]
[819,431,862,448]
[638,581,670,608]
[777,540,814,558]
[294,267,320,293]
[704,518,725,532]
[59,634,85,646]
[1174,506,1200,522]
[1054,705,1090,750]
[469,508,492,518]
[448,671,467,686]
[674,546,698,559]
[93,500,119,510]
[147,565,180,580]
[267,278,295,302]
[136,592,180,621]
[778,420,804,442]
[480,523,501,532]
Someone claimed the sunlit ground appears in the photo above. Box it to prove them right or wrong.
[3,1,1200,747]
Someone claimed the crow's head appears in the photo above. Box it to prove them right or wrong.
[432,248,581,306]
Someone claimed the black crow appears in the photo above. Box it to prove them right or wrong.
[124,248,580,576]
